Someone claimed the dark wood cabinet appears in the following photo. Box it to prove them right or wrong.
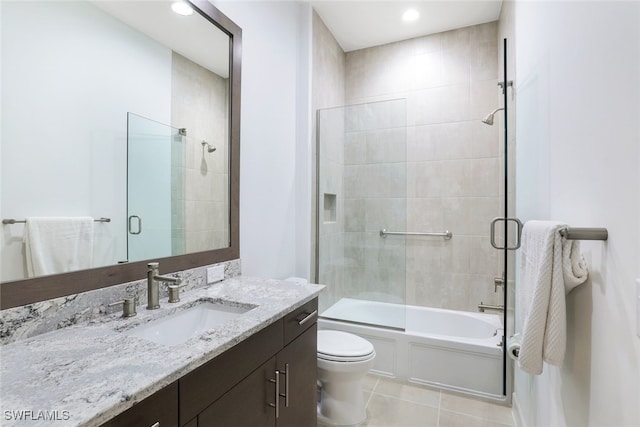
[277,324,317,427]
[179,320,283,425]
[198,357,277,427]
[100,298,318,427]
[100,381,178,427]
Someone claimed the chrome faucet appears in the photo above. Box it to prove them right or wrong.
[147,262,182,309]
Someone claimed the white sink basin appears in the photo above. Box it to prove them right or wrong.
[125,301,255,346]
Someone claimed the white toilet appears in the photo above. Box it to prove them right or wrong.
[317,330,376,426]
[282,278,376,426]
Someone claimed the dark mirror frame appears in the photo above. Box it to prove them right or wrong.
[0,0,241,310]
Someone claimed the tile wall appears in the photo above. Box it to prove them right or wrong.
[171,52,230,253]
[317,21,505,313]
[312,11,346,312]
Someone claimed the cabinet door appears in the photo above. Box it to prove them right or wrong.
[100,381,178,427]
[277,324,317,427]
[179,320,283,425]
[197,357,277,427]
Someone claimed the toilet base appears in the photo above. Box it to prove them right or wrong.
[317,402,367,427]
[317,381,368,426]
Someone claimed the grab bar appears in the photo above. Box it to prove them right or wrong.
[478,302,504,312]
[559,227,608,241]
[3,217,111,225]
[380,229,452,240]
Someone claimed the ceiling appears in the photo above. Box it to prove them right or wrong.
[92,0,230,78]
[310,1,504,52]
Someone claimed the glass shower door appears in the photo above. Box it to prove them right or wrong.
[316,99,407,330]
[127,113,185,262]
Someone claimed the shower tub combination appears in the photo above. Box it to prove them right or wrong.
[319,298,503,397]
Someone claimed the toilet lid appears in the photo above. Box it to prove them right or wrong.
[317,330,375,361]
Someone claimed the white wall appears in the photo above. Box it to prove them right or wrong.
[214,1,312,279]
[513,1,640,426]
[1,1,172,280]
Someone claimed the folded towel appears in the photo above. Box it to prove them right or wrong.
[562,238,589,293]
[518,220,589,375]
[24,217,94,277]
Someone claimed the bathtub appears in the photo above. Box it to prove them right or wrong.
[319,298,504,397]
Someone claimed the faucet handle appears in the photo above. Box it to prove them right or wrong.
[167,282,186,303]
[108,297,137,317]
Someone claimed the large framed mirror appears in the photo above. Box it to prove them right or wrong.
[0,0,241,309]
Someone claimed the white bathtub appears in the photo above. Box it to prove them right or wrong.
[319,298,504,397]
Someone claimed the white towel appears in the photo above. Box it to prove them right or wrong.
[518,220,589,375]
[23,217,94,277]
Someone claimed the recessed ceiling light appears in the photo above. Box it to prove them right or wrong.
[402,8,420,22]
[171,1,194,16]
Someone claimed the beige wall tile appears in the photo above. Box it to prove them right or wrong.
[406,124,440,162]
[325,20,503,314]
[365,198,406,232]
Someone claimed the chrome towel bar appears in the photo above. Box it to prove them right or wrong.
[559,227,608,241]
[2,217,111,225]
[380,229,453,240]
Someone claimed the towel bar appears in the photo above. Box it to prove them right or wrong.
[2,217,111,225]
[559,227,608,241]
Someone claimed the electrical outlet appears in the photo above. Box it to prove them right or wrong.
[207,265,225,284]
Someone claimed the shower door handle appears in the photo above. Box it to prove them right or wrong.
[490,217,523,250]
[128,215,142,235]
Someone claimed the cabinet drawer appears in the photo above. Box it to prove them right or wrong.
[283,298,318,345]
[179,320,283,425]
[100,381,178,427]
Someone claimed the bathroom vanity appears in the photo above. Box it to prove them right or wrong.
[0,277,323,427]
[103,299,318,427]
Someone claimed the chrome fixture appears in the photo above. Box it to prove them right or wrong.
[380,229,453,240]
[202,140,216,153]
[481,107,504,126]
[128,215,142,235]
[147,262,182,309]
[167,282,186,303]
[178,128,187,136]
[108,297,137,317]
[559,227,608,241]
[497,80,513,94]
[490,217,523,250]
[494,276,505,292]
[478,302,504,313]
[2,217,111,225]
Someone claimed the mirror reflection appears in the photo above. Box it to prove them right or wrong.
[1,0,231,282]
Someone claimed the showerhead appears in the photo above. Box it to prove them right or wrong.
[201,140,216,153]
[482,107,504,126]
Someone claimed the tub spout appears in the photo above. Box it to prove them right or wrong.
[478,302,504,313]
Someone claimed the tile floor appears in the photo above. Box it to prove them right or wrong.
[320,375,515,427]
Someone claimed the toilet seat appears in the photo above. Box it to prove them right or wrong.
[317,330,375,362]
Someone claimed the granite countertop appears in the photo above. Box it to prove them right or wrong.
[0,277,324,427]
